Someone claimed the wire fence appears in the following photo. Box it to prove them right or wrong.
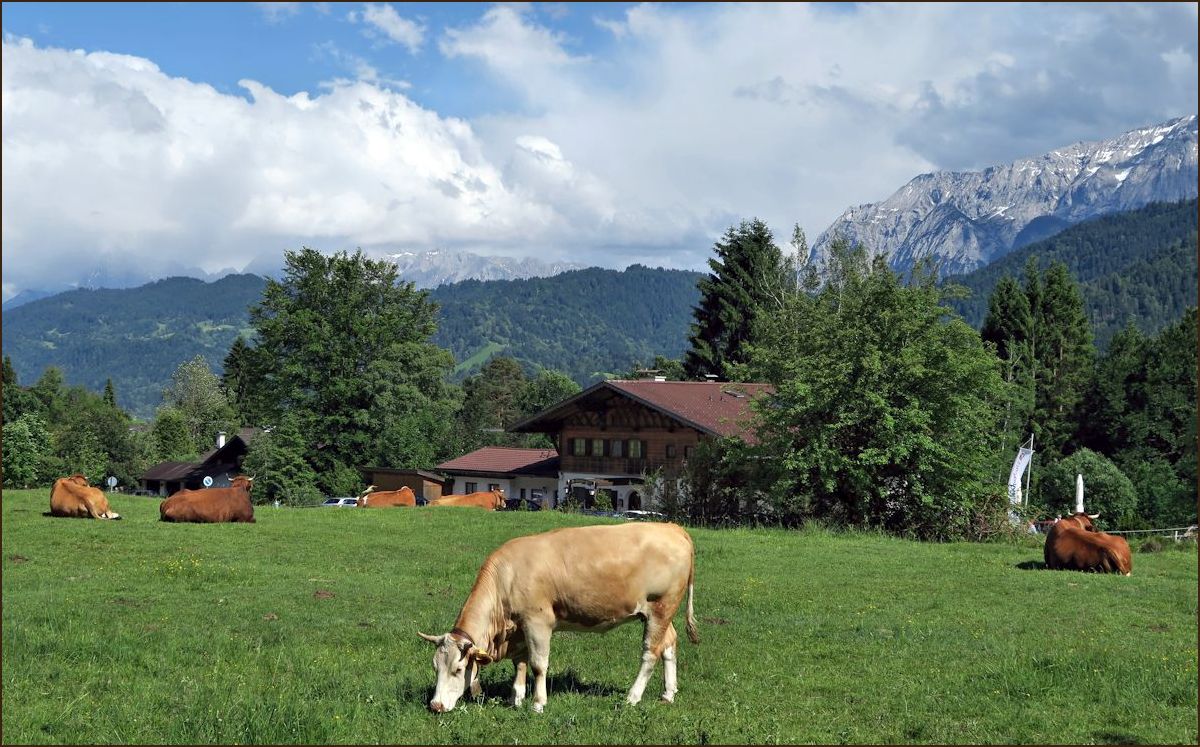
[1104,525,1197,541]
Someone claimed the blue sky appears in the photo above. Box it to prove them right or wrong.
[1,2,636,117]
[2,2,1197,299]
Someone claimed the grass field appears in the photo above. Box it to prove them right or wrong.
[2,489,1196,745]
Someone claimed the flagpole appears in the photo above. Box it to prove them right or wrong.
[1024,433,1033,506]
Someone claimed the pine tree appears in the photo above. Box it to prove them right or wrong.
[1033,261,1094,457]
[103,379,117,409]
[980,275,1036,456]
[456,356,529,451]
[683,218,792,380]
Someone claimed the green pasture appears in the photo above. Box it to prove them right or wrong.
[2,489,1196,744]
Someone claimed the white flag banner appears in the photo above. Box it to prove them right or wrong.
[1007,446,1035,506]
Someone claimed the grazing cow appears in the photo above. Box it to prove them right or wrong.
[160,476,256,523]
[427,490,505,510]
[49,474,121,519]
[356,484,416,508]
[419,522,699,713]
[1044,512,1132,575]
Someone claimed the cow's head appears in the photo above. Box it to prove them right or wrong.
[1064,512,1100,531]
[493,491,506,510]
[418,631,493,713]
[230,475,254,491]
[357,485,378,506]
[67,474,89,486]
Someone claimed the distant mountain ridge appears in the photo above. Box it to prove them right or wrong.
[381,250,586,288]
[3,248,585,306]
[1,266,700,418]
[811,115,1198,276]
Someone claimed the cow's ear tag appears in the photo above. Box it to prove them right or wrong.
[470,648,494,665]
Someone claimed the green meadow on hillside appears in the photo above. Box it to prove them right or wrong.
[2,489,1196,745]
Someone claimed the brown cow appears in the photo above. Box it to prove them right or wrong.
[428,489,505,510]
[1044,513,1132,575]
[356,484,416,508]
[160,475,256,523]
[419,522,698,713]
[49,474,121,519]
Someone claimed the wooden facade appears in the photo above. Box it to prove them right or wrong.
[552,391,700,476]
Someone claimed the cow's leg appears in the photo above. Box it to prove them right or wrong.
[511,660,528,707]
[525,625,552,713]
[627,612,674,705]
[661,624,679,703]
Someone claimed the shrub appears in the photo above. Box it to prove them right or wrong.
[1038,448,1138,530]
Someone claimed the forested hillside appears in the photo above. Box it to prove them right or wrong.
[944,200,1198,347]
[430,265,702,383]
[2,266,701,417]
[1,275,266,417]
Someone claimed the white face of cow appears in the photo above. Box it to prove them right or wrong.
[419,632,478,713]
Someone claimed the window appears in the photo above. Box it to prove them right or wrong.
[666,444,677,459]
[520,488,527,499]
[465,482,477,493]
[572,438,586,456]
[684,446,694,460]
[610,439,624,457]
[628,439,643,459]
[488,483,500,492]
[592,438,605,456]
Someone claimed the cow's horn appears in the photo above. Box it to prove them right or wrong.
[417,631,442,644]
[1087,512,1100,519]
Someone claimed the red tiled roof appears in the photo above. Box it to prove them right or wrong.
[510,379,774,442]
[607,380,772,440]
[437,447,560,477]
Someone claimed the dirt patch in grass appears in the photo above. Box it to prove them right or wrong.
[8,554,28,564]
[703,616,730,625]
[313,589,335,600]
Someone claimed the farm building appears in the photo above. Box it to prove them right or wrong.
[141,428,259,495]
[356,467,448,503]
[435,447,559,507]
[438,379,771,511]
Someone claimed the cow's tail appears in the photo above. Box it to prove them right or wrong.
[685,553,699,645]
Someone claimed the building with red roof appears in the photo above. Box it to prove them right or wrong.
[435,378,772,511]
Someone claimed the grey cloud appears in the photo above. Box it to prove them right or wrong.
[896,5,1198,170]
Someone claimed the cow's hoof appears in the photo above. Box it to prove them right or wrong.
[661,692,676,703]
[625,696,642,706]
[532,702,544,714]
[511,697,524,708]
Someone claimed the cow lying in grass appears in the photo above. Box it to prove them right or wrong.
[419,522,699,713]
[49,474,121,519]
[160,475,256,523]
[427,490,505,510]
[356,485,416,507]
[1044,512,1132,575]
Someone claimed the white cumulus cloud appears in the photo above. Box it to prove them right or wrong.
[349,3,426,54]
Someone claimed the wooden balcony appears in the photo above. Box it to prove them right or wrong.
[560,456,664,475]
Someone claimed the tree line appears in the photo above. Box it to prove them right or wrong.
[649,217,1196,537]
[5,221,1194,539]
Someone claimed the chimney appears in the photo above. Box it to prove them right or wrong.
[217,431,227,449]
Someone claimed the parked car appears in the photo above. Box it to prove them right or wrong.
[321,497,359,507]
[621,510,665,522]
[130,489,158,497]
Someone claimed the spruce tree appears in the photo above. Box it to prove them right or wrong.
[683,218,791,380]
[981,275,1035,456]
[1033,261,1094,457]
[103,379,117,409]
